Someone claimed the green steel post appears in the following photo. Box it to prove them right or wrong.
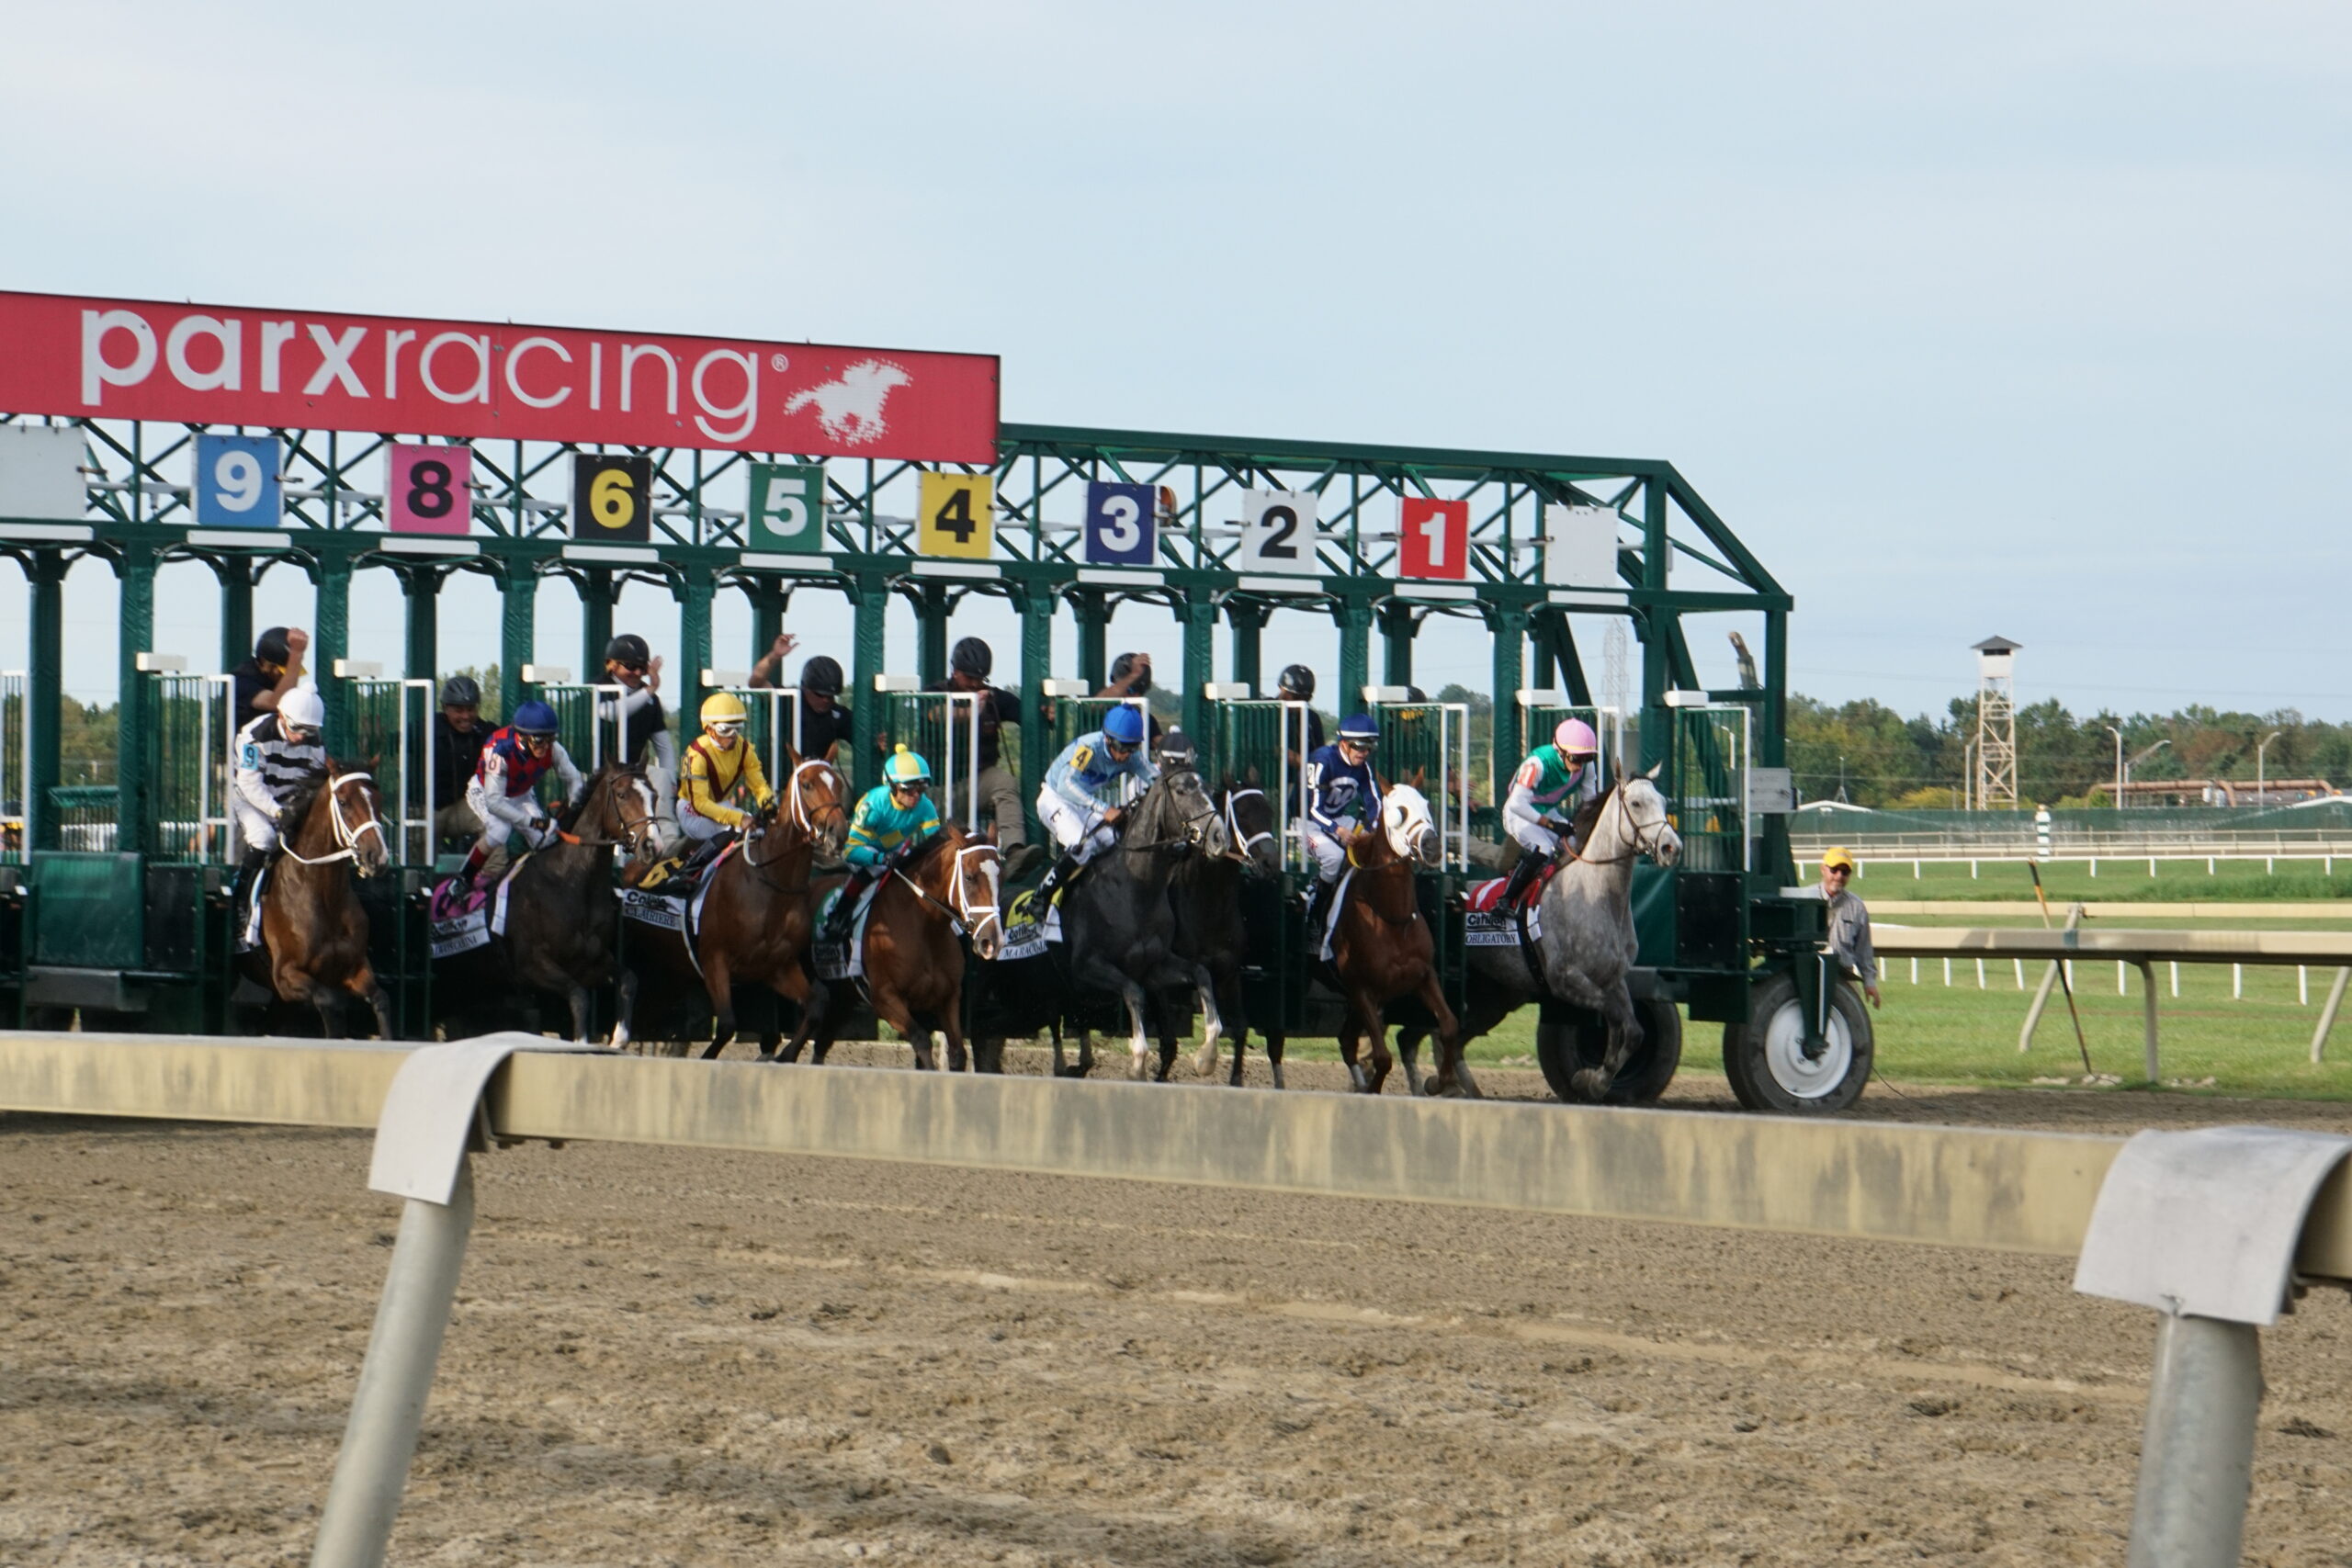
[1019,578,1054,821]
[1378,600,1416,687]
[113,539,158,849]
[1181,586,1216,741]
[1555,615,1594,705]
[1489,603,1524,794]
[578,568,615,679]
[1226,599,1268,693]
[26,552,63,852]
[850,569,889,792]
[748,575,786,669]
[678,562,715,736]
[1336,589,1374,714]
[403,566,438,681]
[1761,607,1794,881]
[1071,588,1108,688]
[499,560,536,721]
[916,582,948,686]
[316,547,354,754]
[218,559,253,672]
[1639,479,1672,773]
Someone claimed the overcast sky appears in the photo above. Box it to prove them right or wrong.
[4,1,2346,721]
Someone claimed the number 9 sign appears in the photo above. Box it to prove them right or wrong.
[1083,479,1156,566]
[387,444,472,536]
[571,454,654,543]
[746,461,827,554]
[193,434,283,527]
[1234,489,1321,575]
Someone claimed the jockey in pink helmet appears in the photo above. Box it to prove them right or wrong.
[1498,717,1603,905]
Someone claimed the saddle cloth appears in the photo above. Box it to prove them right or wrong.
[999,888,1052,962]
[426,860,528,959]
[810,879,884,981]
[618,843,735,982]
[1462,873,1547,948]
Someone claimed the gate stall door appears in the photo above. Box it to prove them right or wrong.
[1204,698,1312,873]
[1516,694,1630,795]
[1047,693,1154,809]
[704,686,801,784]
[529,682,626,776]
[146,672,234,863]
[0,671,26,864]
[1670,705,1750,874]
[880,688,983,830]
[1368,698,1472,872]
[345,679,435,867]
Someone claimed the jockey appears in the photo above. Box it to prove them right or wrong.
[1499,717,1604,905]
[229,684,326,909]
[821,745,943,945]
[675,691,774,874]
[1302,713,1384,934]
[458,699,585,889]
[598,633,677,829]
[1033,702,1157,900]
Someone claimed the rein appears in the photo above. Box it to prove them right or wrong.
[889,840,1002,939]
[1558,789,1672,869]
[277,772,388,867]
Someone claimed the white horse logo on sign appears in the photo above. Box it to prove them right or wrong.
[784,359,910,446]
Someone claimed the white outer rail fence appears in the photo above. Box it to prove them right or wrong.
[3,1032,2348,1568]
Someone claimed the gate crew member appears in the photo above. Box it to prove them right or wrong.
[821,745,943,946]
[1818,847,1883,1010]
[598,634,677,821]
[229,684,327,910]
[431,675,491,844]
[1498,717,1603,906]
[927,637,1032,874]
[1034,702,1157,901]
[1277,663,1325,762]
[1302,713,1384,936]
[231,625,311,734]
[674,692,775,875]
[458,700,584,890]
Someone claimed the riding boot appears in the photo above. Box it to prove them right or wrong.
[455,841,489,893]
[229,847,267,922]
[821,872,870,945]
[1034,850,1083,905]
[1499,847,1547,908]
[1303,876,1334,941]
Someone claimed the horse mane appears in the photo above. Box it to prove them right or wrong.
[1569,784,1615,847]
[899,826,963,874]
[557,760,644,833]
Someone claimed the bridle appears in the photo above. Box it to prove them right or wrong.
[892,839,1003,944]
[563,772,659,856]
[1117,768,1222,854]
[1220,786,1276,863]
[778,758,847,840]
[277,769,389,869]
[1562,784,1675,868]
[741,761,844,889]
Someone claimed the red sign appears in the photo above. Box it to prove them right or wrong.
[0,290,1000,464]
[1396,496,1468,580]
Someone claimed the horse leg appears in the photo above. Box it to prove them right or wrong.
[1266,1031,1286,1091]
[1363,1002,1394,1094]
[1121,982,1153,1081]
[1187,964,1225,1079]
[1338,1006,1368,1093]
[1577,978,1646,1100]
[565,984,593,1044]
[1395,1026,1426,1096]
[610,968,639,1053]
[1418,971,1477,1100]
[700,955,737,1061]
[941,1010,970,1073]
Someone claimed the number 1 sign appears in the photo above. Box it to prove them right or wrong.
[1083,480,1155,565]
[1235,489,1320,574]
[1396,497,1468,580]
[387,444,472,536]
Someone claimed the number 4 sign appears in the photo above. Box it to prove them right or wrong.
[1235,489,1320,574]
[387,444,471,536]
[1083,480,1155,565]
[918,472,993,559]
[1396,497,1468,580]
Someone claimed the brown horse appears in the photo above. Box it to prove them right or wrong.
[1325,782,1472,1096]
[630,750,849,1059]
[786,823,1004,1071]
[237,760,396,1038]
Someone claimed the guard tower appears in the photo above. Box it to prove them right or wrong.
[1973,636,2019,809]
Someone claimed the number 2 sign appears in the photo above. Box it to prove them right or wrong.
[1235,489,1320,575]
[1083,480,1155,566]
[1396,497,1468,580]
[192,434,283,527]
[387,444,471,536]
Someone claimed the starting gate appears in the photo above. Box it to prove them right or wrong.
[1367,696,1473,873]
[1670,705,1750,875]
[527,682,628,775]
[146,672,234,864]
[879,685,987,831]
[1516,694,1631,795]
[345,678,436,868]
[703,685,803,785]
[1202,698,1313,873]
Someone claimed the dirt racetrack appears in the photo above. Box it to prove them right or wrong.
[5,1053,2350,1567]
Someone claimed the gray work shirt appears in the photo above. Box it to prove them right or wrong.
[1796,884,1878,986]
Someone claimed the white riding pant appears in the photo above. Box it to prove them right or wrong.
[1503,801,1562,857]
[232,796,280,855]
[674,802,732,844]
[1036,789,1115,863]
[1303,824,1348,883]
[466,781,558,852]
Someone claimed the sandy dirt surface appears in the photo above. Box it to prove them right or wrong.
[4,1054,2350,1567]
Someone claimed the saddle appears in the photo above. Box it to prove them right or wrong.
[1461,868,1555,948]
[629,834,731,896]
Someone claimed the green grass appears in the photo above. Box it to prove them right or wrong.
[1849,856,2352,903]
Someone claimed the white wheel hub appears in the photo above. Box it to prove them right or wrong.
[1759,996,1853,1100]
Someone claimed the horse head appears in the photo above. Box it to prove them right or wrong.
[921,826,1004,961]
[1138,762,1227,859]
[1618,772,1682,866]
[319,762,391,876]
[1219,775,1283,877]
[781,752,851,853]
[1379,784,1442,869]
[585,763,662,863]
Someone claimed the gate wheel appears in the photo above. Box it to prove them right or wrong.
[1535,996,1682,1106]
[1722,969,1873,1113]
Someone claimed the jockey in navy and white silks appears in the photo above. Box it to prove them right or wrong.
[458,699,584,887]
[1303,714,1384,886]
[1034,702,1157,898]
[230,685,326,856]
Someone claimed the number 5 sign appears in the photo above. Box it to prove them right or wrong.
[1083,480,1155,566]
[1235,489,1320,574]
[747,461,827,553]
[387,444,471,536]
[1396,497,1468,580]
[918,472,993,559]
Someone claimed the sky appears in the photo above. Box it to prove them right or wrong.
[2,0,2346,720]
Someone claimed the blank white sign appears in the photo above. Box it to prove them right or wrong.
[1544,502,1621,587]
[0,426,86,522]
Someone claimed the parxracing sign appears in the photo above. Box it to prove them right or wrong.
[0,290,1001,464]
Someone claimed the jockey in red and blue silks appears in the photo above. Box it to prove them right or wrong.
[457,699,584,888]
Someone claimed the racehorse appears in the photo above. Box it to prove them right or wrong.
[440,761,662,1043]
[1323,781,1469,1096]
[1171,776,1283,1085]
[784,822,1004,1070]
[628,751,848,1059]
[236,761,396,1038]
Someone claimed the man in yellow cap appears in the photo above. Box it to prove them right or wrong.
[674,692,775,874]
[1818,847,1882,1009]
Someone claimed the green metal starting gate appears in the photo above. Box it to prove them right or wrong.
[1201,698,1313,873]
[527,682,626,775]
[878,684,987,831]
[145,672,233,864]
[1367,696,1473,874]
[345,678,436,868]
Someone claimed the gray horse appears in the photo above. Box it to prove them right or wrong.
[1395,770,1680,1098]
[1048,762,1232,1081]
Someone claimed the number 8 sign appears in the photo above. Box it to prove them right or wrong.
[387,444,472,536]
[1235,489,1320,575]
[1396,497,1468,580]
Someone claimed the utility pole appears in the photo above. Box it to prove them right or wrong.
[2126,739,2172,807]
[2257,730,2282,803]
[2105,723,2124,809]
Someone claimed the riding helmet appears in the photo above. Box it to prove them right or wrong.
[605,633,651,668]
[1338,713,1381,745]
[1101,704,1148,746]
[700,692,750,728]
[255,626,292,666]
[1276,663,1316,700]
[884,744,933,784]
[799,656,844,696]
[1554,717,1600,756]
[1155,728,1196,769]
[277,686,326,733]
[438,674,481,708]
[512,699,560,736]
[950,637,992,679]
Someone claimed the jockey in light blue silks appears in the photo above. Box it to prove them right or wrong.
[1034,702,1157,901]
[821,744,944,945]
[1302,713,1384,937]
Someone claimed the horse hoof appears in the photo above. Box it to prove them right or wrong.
[1570,1068,1611,1099]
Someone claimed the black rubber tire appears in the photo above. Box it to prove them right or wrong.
[1535,996,1683,1107]
[1722,968,1873,1113]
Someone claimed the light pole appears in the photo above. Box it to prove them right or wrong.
[2126,739,2172,807]
[2105,724,2124,808]
[2257,730,2283,803]
[1962,739,1976,812]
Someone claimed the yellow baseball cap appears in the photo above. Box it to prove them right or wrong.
[1822,846,1856,873]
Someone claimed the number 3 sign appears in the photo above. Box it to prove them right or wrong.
[1396,497,1468,580]
[1083,480,1155,566]
[1235,489,1320,575]
[387,444,472,536]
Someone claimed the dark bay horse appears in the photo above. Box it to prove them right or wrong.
[785,822,1004,1070]
[1169,778,1283,1085]
[1324,783,1469,1096]
[629,751,848,1058]
[237,761,396,1037]
[441,762,661,1043]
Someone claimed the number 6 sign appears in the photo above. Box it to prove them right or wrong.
[1083,480,1155,565]
[1235,489,1320,574]
[1396,497,1468,580]
[387,444,472,536]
